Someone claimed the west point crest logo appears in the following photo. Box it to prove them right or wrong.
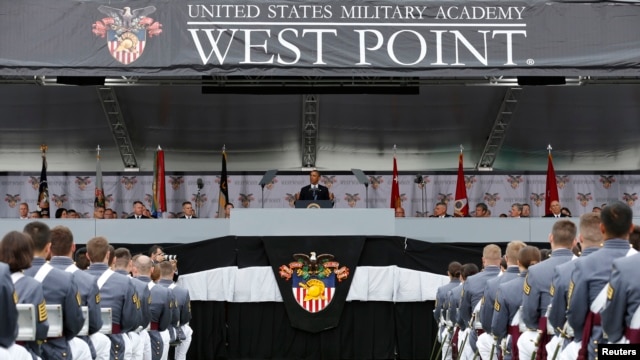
[92,5,163,65]
[279,252,350,313]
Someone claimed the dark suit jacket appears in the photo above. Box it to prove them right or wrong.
[543,213,569,218]
[178,215,198,219]
[126,214,152,219]
[429,214,452,218]
[298,184,331,201]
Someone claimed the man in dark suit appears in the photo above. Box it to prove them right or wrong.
[296,170,334,202]
[127,200,151,219]
[178,201,197,219]
[429,202,452,218]
[543,200,569,218]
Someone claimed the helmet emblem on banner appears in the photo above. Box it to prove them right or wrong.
[92,5,163,65]
[279,252,350,313]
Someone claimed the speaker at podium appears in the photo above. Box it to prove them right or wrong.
[294,200,334,209]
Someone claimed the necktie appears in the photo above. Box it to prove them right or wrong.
[136,215,140,219]
[312,186,318,200]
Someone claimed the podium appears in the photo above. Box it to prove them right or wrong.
[294,200,334,209]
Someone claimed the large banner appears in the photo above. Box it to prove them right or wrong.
[1,1,639,76]
[1,172,638,218]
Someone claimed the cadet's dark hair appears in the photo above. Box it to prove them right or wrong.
[0,231,34,272]
[74,247,90,270]
[447,261,462,278]
[601,201,633,238]
[113,248,132,269]
[518,246,541,269]
[23,221,51,251]
[461,263,479,280]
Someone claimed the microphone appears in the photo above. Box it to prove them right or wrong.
[196,178,204,190]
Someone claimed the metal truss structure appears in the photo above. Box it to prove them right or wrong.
[96,87,139,170]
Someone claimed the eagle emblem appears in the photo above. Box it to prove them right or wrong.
[4,194,21,208]
[279,252,350,313]
[285,193,296,208]
[92,6,163,65]
[344,193,360,208]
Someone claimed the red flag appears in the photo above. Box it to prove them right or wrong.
[545,153,559,216]
[454,153,469,217]
[390,155,400,208]
[151,147,166,216]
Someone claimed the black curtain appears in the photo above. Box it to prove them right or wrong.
[148,236,550,360]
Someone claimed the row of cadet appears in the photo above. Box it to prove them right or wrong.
[0,221,192,360]
[434,200,639,360]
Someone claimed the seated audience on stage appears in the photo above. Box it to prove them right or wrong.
[29,211,41,219]
[67,209,79,219]
[93,205,105,219]
[522,203,531,217]
[19,202,29,219]
[179,201,197,219]
[225,203,234,218]
[127,201,151,219]
[510,203,523,218]
[430,202,451,218]
[544,200,568,218]
[55,208,67,218]
[395,207,405,218]
[104,208,115,219]
[474,203,488,217]
[561,207,572,217]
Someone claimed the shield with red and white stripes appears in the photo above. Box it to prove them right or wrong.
[106,29,146,65]
[292,273,335,313]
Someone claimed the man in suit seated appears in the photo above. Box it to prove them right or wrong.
[295,170,334,202]
[127,200,152,219]
[430,202,452,218]
[178,201,197,219]
[544,200,569,218]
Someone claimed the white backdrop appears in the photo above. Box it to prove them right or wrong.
[1,173,636,218]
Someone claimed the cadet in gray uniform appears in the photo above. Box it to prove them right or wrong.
[476,241,526,360]
[0,261,16,353]
[158,261,193,360]
[546,213,602,358]
[491,246,541,360]
[86,236,140,360]
[0,233,35,360]
[0,231,49,358]
[602,252,640,343]
[49,226,111,360]
[566,201,636,360]
[434,262,462,360]
[115,249,150,360]
[517,220,576,360]
[445,263,480,359]
[23,221,90,360]
[133,255,172,360]
[458,245,502,360]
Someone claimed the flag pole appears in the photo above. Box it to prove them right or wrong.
[95,145,105,208]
